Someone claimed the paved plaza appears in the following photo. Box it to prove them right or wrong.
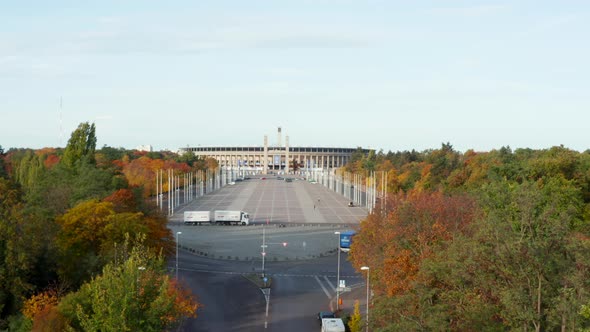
[168,176,368,260]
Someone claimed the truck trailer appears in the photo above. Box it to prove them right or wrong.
[183,211,212,225]
[183,210,250,225]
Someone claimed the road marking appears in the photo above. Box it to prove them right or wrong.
[315,275,332,299]
[174,266,364,279]
[323,275,336,291]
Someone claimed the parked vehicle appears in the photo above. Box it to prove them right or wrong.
[317,311,335,322]
[183,211,211,225]
[213,210,250,225]
[320,318,345,332]
[183,210,250,225]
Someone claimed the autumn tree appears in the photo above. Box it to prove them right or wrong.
[383,179,590,331]
[57,236,199,331]
[348,300,362,332]
[56,199,172,288]
[349,190,479,329]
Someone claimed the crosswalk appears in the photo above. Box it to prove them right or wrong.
[174,265,363,300]
[314,275,334,298]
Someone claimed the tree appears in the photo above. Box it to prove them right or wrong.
[290,158,300,172]
[57,236,199,331]
[0,145,6,179]
[62,122,97,168]
[348,300,362,332]
[0,178,31,326]
[413,179,590,331]
[348,191,479,330]
[56,199,173,288]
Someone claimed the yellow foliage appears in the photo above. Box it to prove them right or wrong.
[22,290,59,320]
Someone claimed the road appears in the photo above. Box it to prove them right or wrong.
[168,175,368,331]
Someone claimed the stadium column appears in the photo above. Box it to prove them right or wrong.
[263,135,269,174]
[285,136,290,174]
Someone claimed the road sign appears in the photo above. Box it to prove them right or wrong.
[339,280,346,288]
[337,287,351,292]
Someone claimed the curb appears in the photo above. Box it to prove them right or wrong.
[180,245,338,262]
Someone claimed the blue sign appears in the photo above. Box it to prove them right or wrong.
[340,230,356,251]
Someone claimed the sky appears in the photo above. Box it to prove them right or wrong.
[1,1,589,153]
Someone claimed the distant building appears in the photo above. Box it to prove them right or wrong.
[180,128,370,174]
[136,145,153,152]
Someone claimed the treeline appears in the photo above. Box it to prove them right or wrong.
[348,144,590,331]
[0,123,215,331]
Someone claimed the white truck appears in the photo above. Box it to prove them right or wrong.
[183,210,250,225]
[321,318,345,332]
[183,211,211,225]
[213,210,250,225]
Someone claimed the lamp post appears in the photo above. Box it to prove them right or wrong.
[361,266,370,332]
[261,227,267,277]
[176,231,182,280]
[334,231,341,311]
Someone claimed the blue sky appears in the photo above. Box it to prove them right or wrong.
[1,1,589,152]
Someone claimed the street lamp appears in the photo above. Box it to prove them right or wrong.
[176,231,182,280]
[361,266,370,332]
[334,231,341,311]
[261,227,267,277]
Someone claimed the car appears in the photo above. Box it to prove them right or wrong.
[261,177,266,180]
[318,311,335,323]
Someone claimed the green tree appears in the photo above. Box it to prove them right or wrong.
[0,178,46,329]
[62,122,97,168]
[0,145,6,179]
[418,179,590,331]
[57,236,199,331]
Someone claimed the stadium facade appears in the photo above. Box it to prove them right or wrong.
[181,127,369,174]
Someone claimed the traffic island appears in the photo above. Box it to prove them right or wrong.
[243,273,272,289]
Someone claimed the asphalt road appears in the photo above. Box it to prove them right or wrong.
[168,175,368,332]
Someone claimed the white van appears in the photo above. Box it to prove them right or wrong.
[321,318,345,332]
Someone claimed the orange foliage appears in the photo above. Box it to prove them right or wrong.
[122,157,191,198]
[350,190,478,298]
[43,154,60,169]
[103,189,137,212]
[143,215,174,255]
[31,305,68,332]
[163,279,199,323]
[35,147,57,156]
[22,290,59,320]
